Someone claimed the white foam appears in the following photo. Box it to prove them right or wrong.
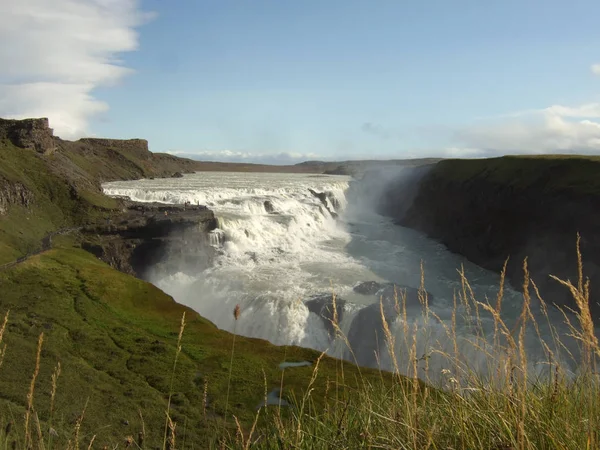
[103,171,583,384]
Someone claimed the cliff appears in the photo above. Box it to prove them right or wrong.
[0,117,56,154]
[380,156,600,319]
[81,202,218,278]
[0,117,216,263]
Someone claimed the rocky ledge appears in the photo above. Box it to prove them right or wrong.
[0,117,56,154]
[81,201,218,279]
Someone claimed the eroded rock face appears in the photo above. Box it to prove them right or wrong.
[305,294,346,338]
[378,159,600,320]
[0,117,56,154]
[82,202,218,279]
[0,178,34,215]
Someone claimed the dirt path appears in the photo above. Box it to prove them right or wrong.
[0,227,81,271]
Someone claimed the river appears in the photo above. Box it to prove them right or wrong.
[103,170,581,384]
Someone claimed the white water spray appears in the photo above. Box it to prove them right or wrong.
[103,171,582,384]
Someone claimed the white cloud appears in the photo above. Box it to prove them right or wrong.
[455,101,600,155]
[168,150,325,165]
[592,64,600,75]
[0,0,151,138]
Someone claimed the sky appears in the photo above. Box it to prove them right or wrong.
[1,0,600,164]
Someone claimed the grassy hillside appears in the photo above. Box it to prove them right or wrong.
[0,140,120,264]
[0,246,386,448]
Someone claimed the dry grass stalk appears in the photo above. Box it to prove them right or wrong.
[47,361,61,450]
[24,332,44,449]
[203,378,209,418]
[380,295,401,379]
[234,411,260,450]
[73,399,89,450]
[163,312,186,450]
[0,310,9,369]
[224,304,241,427]
[166,415,176,450]
[34,412,45,450]
[138,409,146,448]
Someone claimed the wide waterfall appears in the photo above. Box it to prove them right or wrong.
[103,171,582,385]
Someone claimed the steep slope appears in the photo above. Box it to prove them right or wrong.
[380,155,600,319]
[0,247,385,448]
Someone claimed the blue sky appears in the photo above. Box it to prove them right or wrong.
[2,0,600,163]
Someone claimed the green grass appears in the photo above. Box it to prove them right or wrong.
[431,155,600,195]
[0,246,388,448]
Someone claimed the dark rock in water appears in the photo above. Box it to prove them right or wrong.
[346,284,432,369]
[353,281,393,296]
[305,294,346,338]
[264,200,275,213]
[308,188,338,218]
[327,192,340,210]
[172,172,184,178]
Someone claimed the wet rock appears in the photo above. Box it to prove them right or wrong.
[353,281,393,296]
[171,172,184,178]
[264,200,275,213]
[346,285,432,369]
[308,188,338,218]
[327,192,340,210]
[305,294,346,338]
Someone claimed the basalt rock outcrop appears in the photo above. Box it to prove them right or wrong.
[305,294,346,338]
[0,117,56,154]
[0,178,34,215]
[379,157,600,320]
[82,202,218,279]
[347,283,432,369]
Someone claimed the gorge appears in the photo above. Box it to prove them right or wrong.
[1,117,598,447]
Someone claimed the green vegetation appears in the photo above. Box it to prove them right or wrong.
[432,155,600,194]
[0,247,387,448]
[1,138,599,448]
[0,141,112,264]
[1,243,598,449]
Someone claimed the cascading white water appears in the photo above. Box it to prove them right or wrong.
[103,171,583,385]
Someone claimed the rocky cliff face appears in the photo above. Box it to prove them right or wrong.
[0,117,56,154]
[82,202,218,279]
[0,178,34,215]
[378,157,600,319]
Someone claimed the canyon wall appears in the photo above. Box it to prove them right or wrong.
[378,156,600,319]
